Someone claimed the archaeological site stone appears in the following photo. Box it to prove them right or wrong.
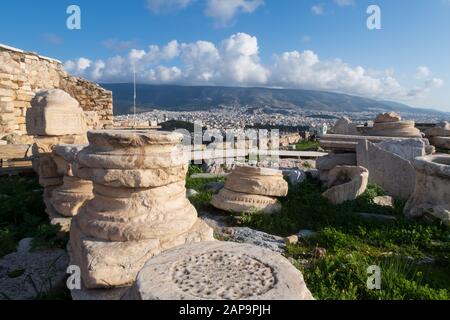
[48,144,93,232]
[426,122,450,150]
[69,130,214,290]
[316,153,357,182]
[330,117,358,135]
[212,188,282,214]
[26,89,87,136]
[224,166,288,197]
[357,139,420,199]
[26,89,88,229]
[404,155,450,225]
[322,166,368,205]
[0,44,113,137]
[371,112,422,138]
[211,165,287,214]
[376,138,426,162]
[125,241,314,300]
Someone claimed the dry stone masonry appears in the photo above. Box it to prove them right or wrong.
[126,241,314,300]
[0,44,112,139]
[211,166,288,214]
[69,130,214,290]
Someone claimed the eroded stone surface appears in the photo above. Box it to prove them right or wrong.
[26,89,87,136]
[330,117,358,135]
[224,166,288,197]
[317,153,357,182]
[371,112,422,138]
[322,166,369,205]
[212,188,282,214]
[0,246,69,300]
[357,140,416,199]
[404,155,450,225]
[125,241,314,300]
[69,130,213,290]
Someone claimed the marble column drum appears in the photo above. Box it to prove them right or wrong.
[69,130,214,289]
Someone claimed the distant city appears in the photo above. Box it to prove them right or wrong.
[115,105,446,132]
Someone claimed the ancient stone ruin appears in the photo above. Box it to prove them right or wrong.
[26,89,89,229]
[322,166,369,205]
[404,155,450,225]
[357,138,427,199]
[126,241,314,300]
[371,112,422,138]
[69,130,214,290]
[329,117,358,135]
[425,121,450,151]
[0,44,113,140]
[211,166,288,214]
[50,144,93,232]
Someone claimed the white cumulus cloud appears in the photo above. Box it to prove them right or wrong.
[64,33,443,102]
[205,0,264,26]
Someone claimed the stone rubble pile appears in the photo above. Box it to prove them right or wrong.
[370,112,423,138]
[26,89,88,228]
[211,165,288,214]
[425,121,450,150]
[69,130,214,290]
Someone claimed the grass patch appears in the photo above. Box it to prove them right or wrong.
[186,175,450,300]
[0,176,66,258]
[295,140,320,151]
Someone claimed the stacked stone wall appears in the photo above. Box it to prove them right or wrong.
[0,44,113,139]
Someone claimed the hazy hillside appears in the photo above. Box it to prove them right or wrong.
[102,83,448,117]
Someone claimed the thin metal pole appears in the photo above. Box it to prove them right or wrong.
[133,62,136,127]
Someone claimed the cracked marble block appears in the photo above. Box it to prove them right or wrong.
[69,130,214,289]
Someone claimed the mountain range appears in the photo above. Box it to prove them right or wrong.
[101,83,449,118]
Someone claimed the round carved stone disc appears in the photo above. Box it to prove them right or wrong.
[126,241,314,300]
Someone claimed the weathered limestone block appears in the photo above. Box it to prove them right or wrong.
[371,112,422,138]
[224,166,288,197]
[429,136,450,150]
[50,145,93,225]
[330,117,358,135]
[316,153,356,182]
[322,166,368,205]
[425,121,450,137]
[357,140,417,199]
[125,241,314,300]
[426,122,450,150]
[26,89,87,136]
[376,138,426,162]
[212,188,282,214]
[404,155,450,225]
[70,130,213,290]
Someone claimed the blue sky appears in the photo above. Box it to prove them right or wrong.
[1,0,449,112]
